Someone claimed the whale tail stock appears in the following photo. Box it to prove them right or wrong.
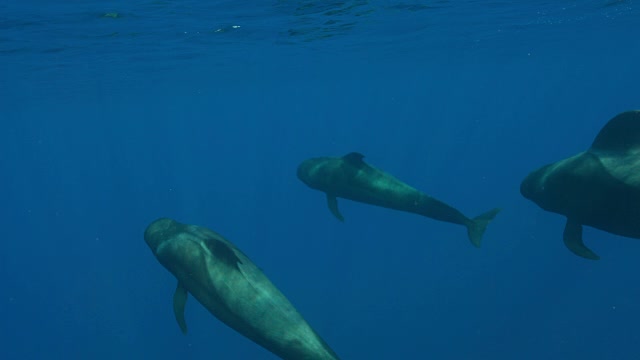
[466,208,501,248]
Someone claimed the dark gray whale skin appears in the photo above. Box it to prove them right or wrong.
[521,110,640,260]
[145,218,340,360]
[297,152,500,247]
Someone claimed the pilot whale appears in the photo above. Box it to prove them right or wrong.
[297,152,500,247]
[144,218,340,360]
[521,110,640,260]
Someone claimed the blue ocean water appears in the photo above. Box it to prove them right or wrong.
[2,1,640,359]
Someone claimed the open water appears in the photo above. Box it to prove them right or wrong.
[1,1,639,359]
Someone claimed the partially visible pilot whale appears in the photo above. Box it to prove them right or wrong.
[297,152,500,247]
[521,110,640,260]
[144,218,340,360]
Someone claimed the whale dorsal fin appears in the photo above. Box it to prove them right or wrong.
[203,237,242,270]
[173,282,189,334]
[563,219,600,260]
[343,152,365,166]
[591,110,640,153]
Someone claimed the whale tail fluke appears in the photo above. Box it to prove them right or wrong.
[467,208,501,248]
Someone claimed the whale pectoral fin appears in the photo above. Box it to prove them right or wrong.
[326,194,345,222]
[563,219,600,260]
[173,282,189,334]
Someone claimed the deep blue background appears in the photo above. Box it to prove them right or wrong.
[2,1,639,359]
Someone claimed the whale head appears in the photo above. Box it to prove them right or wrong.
[144,218,182,255]
[520,152,601,217]
[520,165,549,203]
[520,159,578,215]
[297,152,367,193]
[297,157,327,190]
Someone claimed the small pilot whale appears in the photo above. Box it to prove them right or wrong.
[297,152,500,247]
[521,110,640,260]
[144,218,340,360]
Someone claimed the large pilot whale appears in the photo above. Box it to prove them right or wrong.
[297,152,500,247]
[521,110,640,260]
[144,218,340,360]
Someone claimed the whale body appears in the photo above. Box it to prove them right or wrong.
[521,110,640,260]
[145,218,340,359]
[297,152,500,247]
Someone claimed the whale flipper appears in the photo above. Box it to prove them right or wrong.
[563,219,600,260]
[466,208,501,247]
[326,194,344,222]
[173,282,189,334]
